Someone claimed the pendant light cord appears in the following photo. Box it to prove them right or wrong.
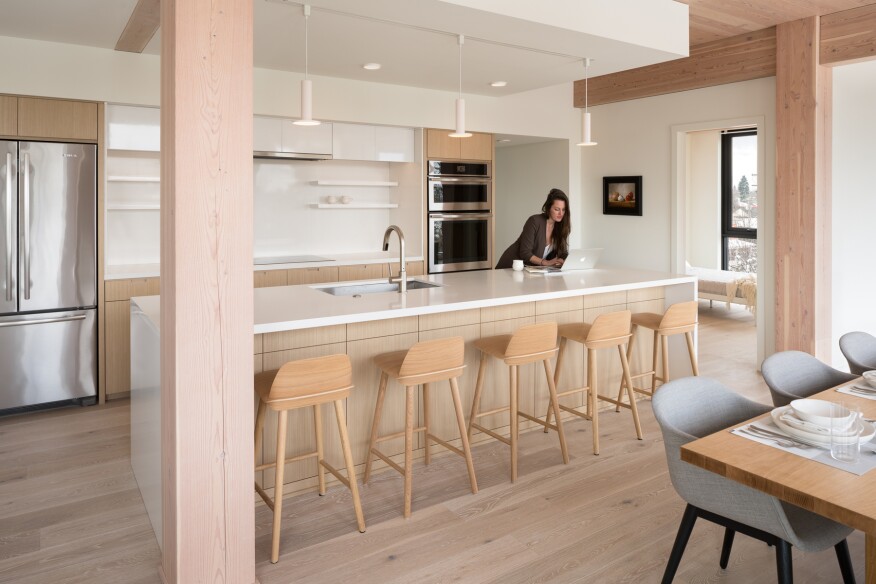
[584,58,590,113]
[458,34,464,99]
[304,4,310,80]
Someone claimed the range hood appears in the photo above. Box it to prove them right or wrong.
[253,151,332,161]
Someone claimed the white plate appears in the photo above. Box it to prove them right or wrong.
[770,406,875,446]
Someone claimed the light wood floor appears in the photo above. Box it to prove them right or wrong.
[0,304,865,583]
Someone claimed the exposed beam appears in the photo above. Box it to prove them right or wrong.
[575,27,776,108]
[820,3,876,66]
[115,0,160,53]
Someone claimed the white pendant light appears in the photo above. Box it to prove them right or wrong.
[577,58,596,146]
[294,4,320,126]
[449,34,472,138]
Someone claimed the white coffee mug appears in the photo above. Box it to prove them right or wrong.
[512,259,524,271]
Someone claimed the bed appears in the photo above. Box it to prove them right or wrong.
[686,265,757,314]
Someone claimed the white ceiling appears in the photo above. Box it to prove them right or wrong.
[0,0,688,96]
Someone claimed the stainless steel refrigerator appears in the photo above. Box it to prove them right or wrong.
[0,141,97,411]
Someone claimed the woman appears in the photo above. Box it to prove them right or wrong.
[496,189,571,269]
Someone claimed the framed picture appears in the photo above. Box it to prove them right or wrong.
[603,176,643,216]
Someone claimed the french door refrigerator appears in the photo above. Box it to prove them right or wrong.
[0,140,97,411]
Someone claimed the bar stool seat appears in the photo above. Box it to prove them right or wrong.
[364,336,478,519]
[546,310,642,455]
[468,321,569,482]
[254,354,365,564]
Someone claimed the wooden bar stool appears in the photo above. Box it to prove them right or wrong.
[615,300,699,405]
[363,336,477,519]
[253,354,365,564]
[468,321,569,482]
[545,310,642,455]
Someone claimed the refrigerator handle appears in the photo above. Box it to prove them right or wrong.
[22,152,30,300]
[5,152,11,302]
[0,314,86,328]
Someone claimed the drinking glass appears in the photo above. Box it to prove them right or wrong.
[830,401,861,463]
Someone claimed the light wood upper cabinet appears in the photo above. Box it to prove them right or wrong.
[426,128,492,161]
[17,97,98,142]
[0,96,17,137]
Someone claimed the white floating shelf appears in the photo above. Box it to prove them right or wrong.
[107,176,161,183]
[309,202,398,209]
[313,180,398,187]
[107,203,161,211]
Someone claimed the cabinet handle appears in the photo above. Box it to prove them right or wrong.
[22,152,30,300]
[5,152,12,302]
[0,314,86,328]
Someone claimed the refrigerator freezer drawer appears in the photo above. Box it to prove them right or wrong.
[0,309,96,410]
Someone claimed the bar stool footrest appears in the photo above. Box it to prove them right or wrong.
[255,450,318,472]
[470,422,511,445]
[255,483,275,511]
[517,410,560,432]
[370,447,406,477]
[474,406,510,418]
[375,426,427,442]
[319,460,351,490]
[557,403,593,421]
[426,433,466,458]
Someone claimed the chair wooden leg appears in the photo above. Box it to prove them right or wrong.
[661,504,698,584]
[685,331,699,376]
[468,352,488,441]
[313,404,326,495]
[650,330,659,394]
[775,539,793,584]
[363,372,388,484]
[720,528,735,569]
[449,377,478,494]
[661,334,670,387]
[543,358,569,464]
[403,385,415,518]
[545,337,567,431]
[588,349,599,455]
[834,539,855,584]
[619,344,643,440]
[270,410,288,564]
[615,327,637,412]
[254,399,266,477]
[333,400,366,533]
[423,383,431,466]
[510,365,519,482]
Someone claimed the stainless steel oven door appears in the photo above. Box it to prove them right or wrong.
[427,178,491,212]
[428,213,492,273]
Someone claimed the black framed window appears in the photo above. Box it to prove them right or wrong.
[721,130,758,272]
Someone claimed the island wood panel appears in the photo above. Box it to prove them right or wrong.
[17,97,98,142]
[338,263,384,282]
[480,302,535,323]
[577,27,777,108]
[627,286,664,303]
[105,300,133,397]
[105,277,161,301]
[253,269,287,288]
[347,316,418,341]
[584,290,627,309]
[262,323,346,353]
[0,96,17,137]
[536,296,583,316]
[418,308,480,331]
[254,334,263,354]
[820,4,876,66]
[287,266,338,285]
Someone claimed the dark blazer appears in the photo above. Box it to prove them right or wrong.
[495,213,567,269]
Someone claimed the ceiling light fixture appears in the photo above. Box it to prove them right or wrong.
[577,58,596,146]
[449,34,471,138]
[490,81,507,87]
[294,4,320,126]
[363,63,381,70]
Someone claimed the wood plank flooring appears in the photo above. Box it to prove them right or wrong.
[0,303,865,583]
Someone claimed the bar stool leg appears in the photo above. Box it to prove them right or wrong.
[650,330,659,394]
[333,399,366,533]
[545,337,567,432]
[403,385,415,518]
[423,383,431,465]
[254,400,266,469]
[543,358,569,464]
[589,350,600,455]
[685,331,699,376]
[619,344,643,439]
[449,377,478,494]
[509,365,519,482]
[615,327,637,412]
[313,404,326,495]
[661,334,670,387]
[467,352,488,441]
[363,372,388,484]
[270,410,288,564]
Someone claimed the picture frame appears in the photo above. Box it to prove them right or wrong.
[602,176,642,216]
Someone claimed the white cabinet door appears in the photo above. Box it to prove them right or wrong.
[253,116,282,152]
[332,123,376,161]
[280,120,332,155]
[107,105,160,151]
[375,126,414,162]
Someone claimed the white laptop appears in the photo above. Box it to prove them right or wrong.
[526,248,603,273]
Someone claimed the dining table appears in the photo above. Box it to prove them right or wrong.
[681,379,876,584]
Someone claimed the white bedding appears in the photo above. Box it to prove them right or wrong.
[686,266,757,313]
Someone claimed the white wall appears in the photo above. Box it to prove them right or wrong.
[494,140,571,257]
[831,60,876,369]
[685,130,721,269]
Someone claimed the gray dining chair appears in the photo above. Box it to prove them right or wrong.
[839,331,876,376]
[761,350,857,407]
[652,376,855,584]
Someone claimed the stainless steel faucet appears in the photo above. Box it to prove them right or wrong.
[382,225,406,293]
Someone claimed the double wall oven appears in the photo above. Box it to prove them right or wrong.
[427,160,492,273]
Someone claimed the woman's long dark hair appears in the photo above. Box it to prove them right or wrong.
[541,188,571,257]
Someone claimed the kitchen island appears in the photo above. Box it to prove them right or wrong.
[130,267,697,545]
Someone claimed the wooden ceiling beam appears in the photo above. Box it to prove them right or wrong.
[115,0,160,53]
[820,3,876,66]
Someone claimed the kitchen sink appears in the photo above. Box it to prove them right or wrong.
[315,279,441,296]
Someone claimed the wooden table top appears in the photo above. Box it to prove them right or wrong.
[681,380,876,534]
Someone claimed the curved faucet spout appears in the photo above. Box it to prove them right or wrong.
[382,225,406,293]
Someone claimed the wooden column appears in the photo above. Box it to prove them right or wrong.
[775,17,832,359]
[160,0,255,582]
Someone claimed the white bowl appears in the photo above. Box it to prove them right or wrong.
[790,399,855,429]
[340,196,353,204]
[862,370,876,388]
[325,195,338,204]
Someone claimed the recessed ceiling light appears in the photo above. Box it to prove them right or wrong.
[363,63,381,70]
[490,81,507,87]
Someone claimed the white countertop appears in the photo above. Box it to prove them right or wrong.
[105,252,424,280]
[132,266,696,335]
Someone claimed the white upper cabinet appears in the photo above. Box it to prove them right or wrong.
[375,126,414,162]
[107,105,160,151]
[333,122,414,162]
[253,116,282,152]
[280,119,332,155]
